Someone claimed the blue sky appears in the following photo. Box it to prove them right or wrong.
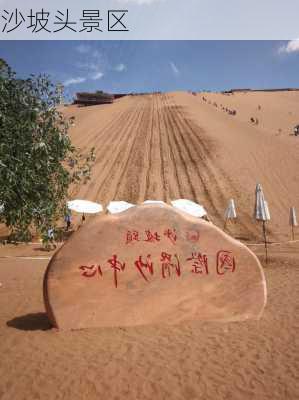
[1,41,299,99]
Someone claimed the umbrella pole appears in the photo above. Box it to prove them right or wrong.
[223,218,228,231]
[262,221,268,263]
[291,225,294,241]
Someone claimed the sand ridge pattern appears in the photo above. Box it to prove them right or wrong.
[65,91,299,241]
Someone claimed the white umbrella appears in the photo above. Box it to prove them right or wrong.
[107,201,135,214]
[67,200,103,214]
[143,200,166,205]
[254,184,270,262]
[289,206,298,240]
[224,199,237,230]
[171,199,207,218]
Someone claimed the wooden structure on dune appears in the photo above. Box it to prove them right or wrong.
[113,93,127,99]
[74,91,114,106]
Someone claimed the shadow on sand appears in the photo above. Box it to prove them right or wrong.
[7,312,52,331]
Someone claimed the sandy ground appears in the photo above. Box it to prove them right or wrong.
[0,91,299,399]
[0,244,298,400]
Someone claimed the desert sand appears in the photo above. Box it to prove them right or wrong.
[0,91,298,399]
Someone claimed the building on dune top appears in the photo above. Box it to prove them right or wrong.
[74,91,114,106]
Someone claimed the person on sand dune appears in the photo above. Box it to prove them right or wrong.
[46,228,56,251]
[77,213,86,230]
[65,213,71,231]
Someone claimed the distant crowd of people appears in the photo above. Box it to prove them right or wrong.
[202,96,237,117]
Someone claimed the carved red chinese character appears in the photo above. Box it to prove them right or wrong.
[134,254,154,282]
[186,252,208,274]
[216,250,236,275]
[126,230,140,244]
[144,230,160,243]
[107,255,126,288]
[79,264,102,278]
[160,252,181,278]
[186,230,200,243]
[163,228,177,244]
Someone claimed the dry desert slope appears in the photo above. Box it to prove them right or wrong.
[64,91,299,242]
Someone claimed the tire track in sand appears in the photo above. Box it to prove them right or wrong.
[94,96,148,204]
[167,94,260,239]
[161,94,197,200]
[158,94,183,200]
[69,100,139,200]
[78,97,146,203]
[164,94,222,217]
[113,96,154,203]
[144,94,166,201]
[73,100,135,152]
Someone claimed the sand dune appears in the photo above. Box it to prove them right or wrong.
[65,91,299,241]
[0,91,299,399]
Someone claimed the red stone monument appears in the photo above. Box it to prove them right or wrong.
[43,204,267,330]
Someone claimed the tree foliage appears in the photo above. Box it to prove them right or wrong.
[0,60,95,241]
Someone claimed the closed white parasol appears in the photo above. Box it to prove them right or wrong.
[67,200,103,214]
[289,206,298,240]
[254,183,270,262]
[171,199,207,218]
[254,184,270,222]
[224,199,237,220]
[224,199,237,230]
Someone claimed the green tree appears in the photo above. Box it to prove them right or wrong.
[0,60,95,242]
